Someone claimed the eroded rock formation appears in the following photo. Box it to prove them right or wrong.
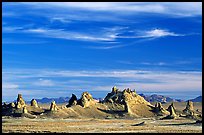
[163,104,177,119]
[10,102,15,108]
[78,92,95,108]
[183,100,194,114]
[66,94,78,107]
[23,106,28,113]
[16,94,26,109]
[31,99,38,107]
[102,87,153,116]
[50,101,59,111]
[181,100,202,120]
[167,102,176,112]
[154,102,170,116]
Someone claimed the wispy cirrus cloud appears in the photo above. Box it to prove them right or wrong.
[3,26,117,42]
[2,69,202,90]
[20,2,202,17]
[27,28,115,42]
[50,17,71,23]
[137,29,184,38]
[2,83,19,89]
[115,28,184,39]
[32,78,55,87]
[2,68,202,101]
[3,26,185,45]
[3,2,199,49]
[141,62,167,66]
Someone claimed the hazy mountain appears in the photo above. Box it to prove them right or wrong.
[34,97,70,104]
[189,96,202,102]
[22,94,188,104]
[139,94,184,103]
[18,94,202,104]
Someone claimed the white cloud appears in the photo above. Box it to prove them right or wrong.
[25,28,116,42]
[140,29,184,38]
[87,44,126,50]
[50,17,71,23]
[117,28,184,39]
[2,83,19,89]
[141,62,167,66]
[3,26,185,44]
[3,26,24,33]
[20,2,202,17]
[2,69,202,91]
[2,69,202,101]
[33,78,55,87]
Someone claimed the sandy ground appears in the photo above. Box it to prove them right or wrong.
[2,117,202,133]
[2,102,202,133]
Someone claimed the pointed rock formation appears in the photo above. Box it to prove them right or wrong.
[181,100,202,120]
[66,94,78,107]
[23,106,28,113]
[154,102,170,116]
[103,86,122,103]
[167,102,176,112]
[102,87,154,117]
[169,106,177,117]
[78,92,95,108]
[16,101,22,109]
[2,102,8,109]
[183,100,194,114]
[123,89,133,114]
[31,99,38,107]
[50,101,59,111]
[16,94,26,108]
[168,105,177,118]
[10,102,16,108]
[162,105,177,119]
[112,86,118,94]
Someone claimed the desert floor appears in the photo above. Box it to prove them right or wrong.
[2,117,202,133]
[2,102,202,133]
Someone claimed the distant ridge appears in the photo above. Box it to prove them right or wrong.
[35,97,70,104]
[189,96,202,102]
[22,97,70,104]
[19,94,202,104]
[139,94,185,103]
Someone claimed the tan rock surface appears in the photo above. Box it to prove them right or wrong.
[31,99,38,108]
[50,101,59,111]
[16,94,26,108]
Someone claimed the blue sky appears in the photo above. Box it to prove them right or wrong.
[2,2,202,101]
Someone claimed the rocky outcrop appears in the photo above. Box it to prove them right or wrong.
[2,102,15,109]
[103,86,122,103]
[78,92,95,108]
[10,102,16,108]
[2,94,26,116]
[112,86,119,93]
[183,100,194,114]
[122,88,138,114]
[23,106,28,113]
[102,87,153,116]
[169,105,177,117]
[167,102,176,112]
[163,104,177,119]
[180,100,202,120]
[16,94,26,109]
[31,99,38,107]
[154,102,170,116]
[66,94,78,107]
[50,101,59,111]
